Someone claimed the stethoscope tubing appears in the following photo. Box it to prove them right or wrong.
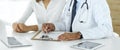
[69,0,89,11]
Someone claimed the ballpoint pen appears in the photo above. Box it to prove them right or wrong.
[42,26,49,38]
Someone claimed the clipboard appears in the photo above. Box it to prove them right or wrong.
[31,30,41,40]
[31,31,64,41]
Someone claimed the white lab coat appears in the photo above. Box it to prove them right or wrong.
[54,0,119,39]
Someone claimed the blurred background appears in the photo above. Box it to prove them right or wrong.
[107,0,120,35]
[0,0,120,35]
[0,0,37,25]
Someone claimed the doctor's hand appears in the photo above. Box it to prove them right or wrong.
[42,23,55,33]
[58,32,81,41]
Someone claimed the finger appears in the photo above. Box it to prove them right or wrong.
[45,24,49,33]
[58,35,66,40]
[64,33,73,41]
[14,24,18,32]
[14,26,17,32]
[61,33,71,41]
[18,24,23,31]
[61,37,66,41]
[13,23,18,31]
[47,24,54,32]
[16,26,21,32]
[47,29,51,32]
[42,23,48,32]
[65,35,77,41]
[42,25,45,32]
[16,24,22,32]
[19,24,29,32]
[58,35,63,40]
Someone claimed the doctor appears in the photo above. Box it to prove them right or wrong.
[42,0,118,40]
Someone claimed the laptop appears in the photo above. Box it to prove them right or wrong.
[0,22,32,48]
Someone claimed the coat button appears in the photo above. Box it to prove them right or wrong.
[80,21,84,23]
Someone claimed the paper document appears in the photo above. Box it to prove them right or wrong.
[32,31,64,41]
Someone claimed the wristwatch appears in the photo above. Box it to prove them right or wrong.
[78,32,83,39]
[80,34,83,39]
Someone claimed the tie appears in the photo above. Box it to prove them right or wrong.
[70,0,77,32]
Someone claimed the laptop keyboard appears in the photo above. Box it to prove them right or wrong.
[7,37,22,45]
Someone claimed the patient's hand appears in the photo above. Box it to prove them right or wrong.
[42,23,55,33]
[58,32,81,41]
[13,23,38,33]
[12,23,29,33]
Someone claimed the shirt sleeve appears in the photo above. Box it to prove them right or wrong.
[80,0,115,39]
[17,1,33,23]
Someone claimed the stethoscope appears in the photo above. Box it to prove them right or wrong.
[81,0,89,10]
[68,0,89,11]
[68,0,89,23]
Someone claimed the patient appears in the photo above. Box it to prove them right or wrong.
[12,0,66,33]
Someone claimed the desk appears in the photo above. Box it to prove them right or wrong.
[0,31,120,50]
[1,1,120,50]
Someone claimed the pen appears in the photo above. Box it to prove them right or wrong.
[44,26,49,38]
